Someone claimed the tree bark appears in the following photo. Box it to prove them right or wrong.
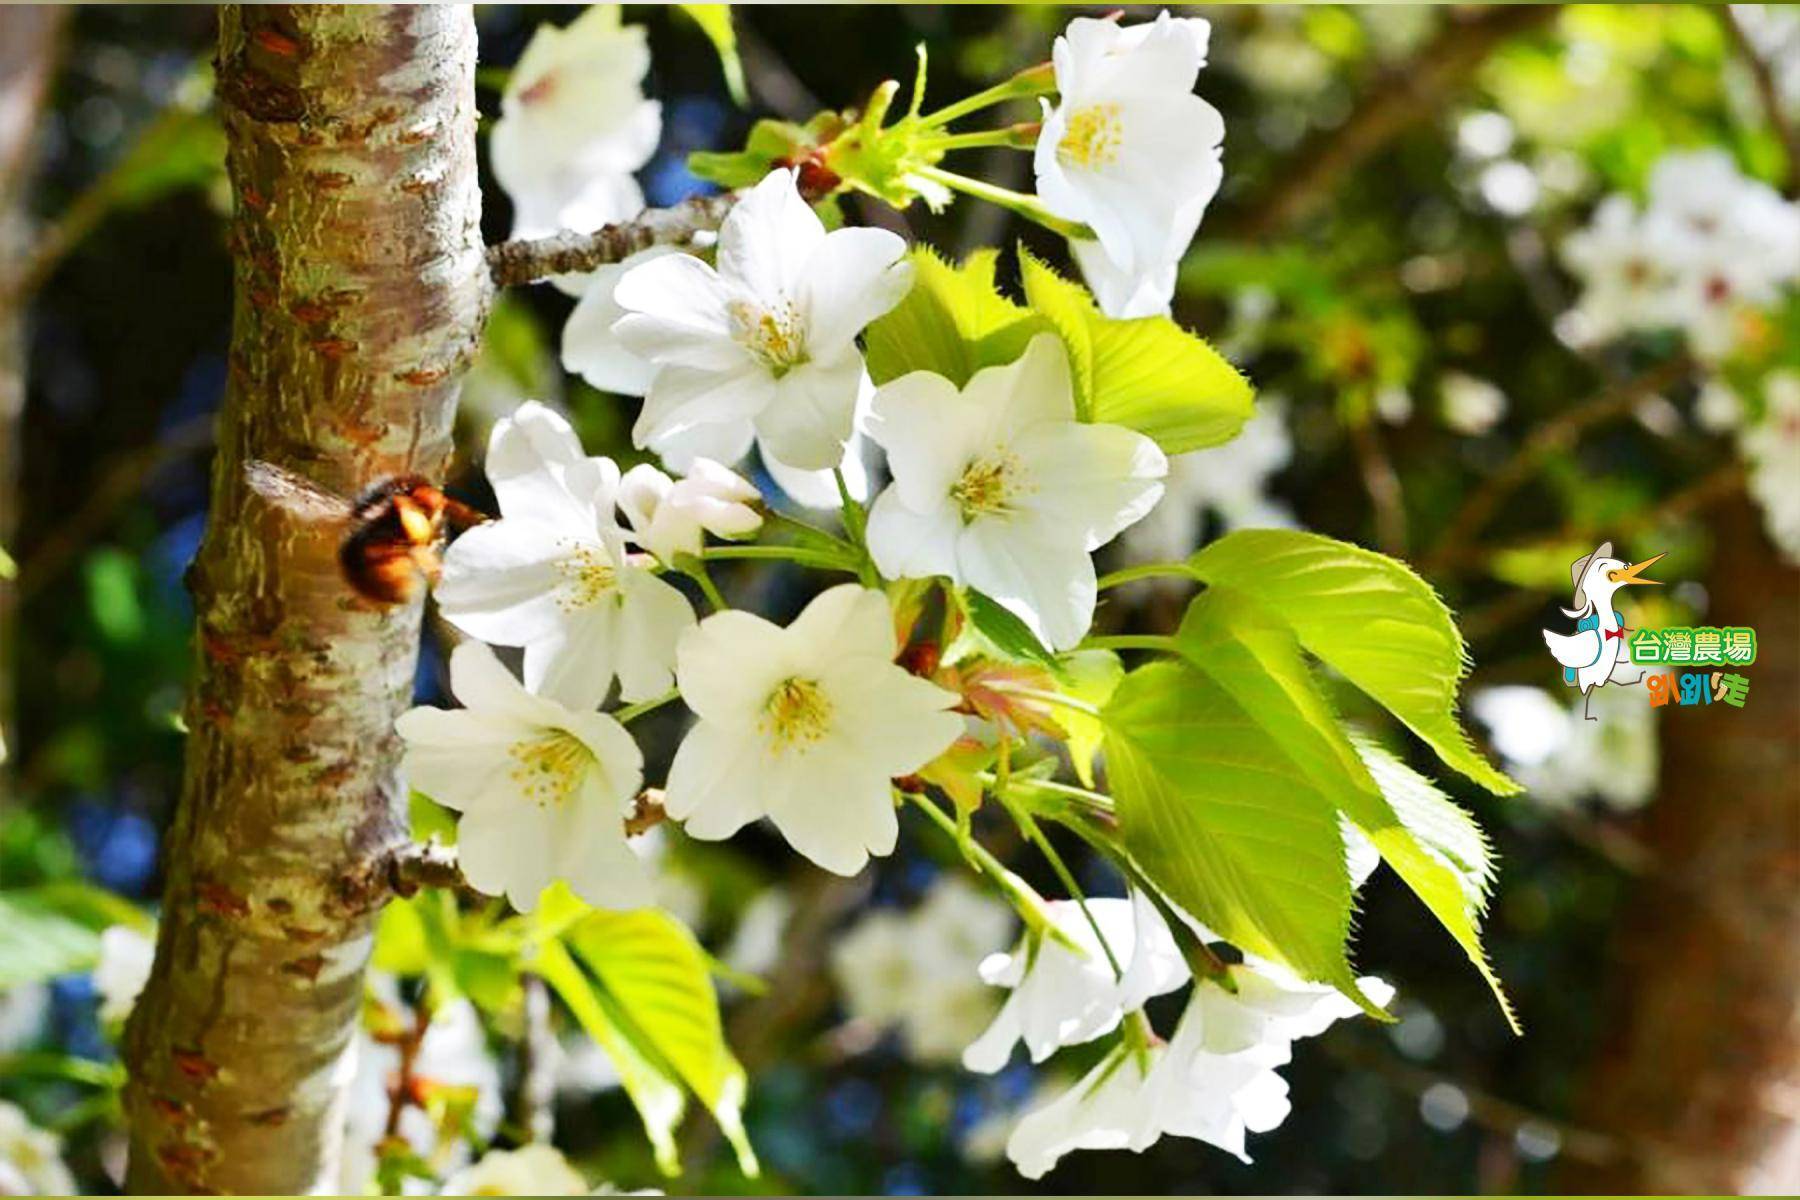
[121,7,485,1193]
[0,6,65,793]
[1562,496,1800,1193]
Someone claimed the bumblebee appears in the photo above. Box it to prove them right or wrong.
[244,460,487,606]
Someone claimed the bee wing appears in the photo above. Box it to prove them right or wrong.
[244,460,354,524]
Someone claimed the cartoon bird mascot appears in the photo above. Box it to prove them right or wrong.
[1542,541,1663,720]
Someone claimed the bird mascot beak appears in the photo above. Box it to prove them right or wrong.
[1607,553,1665,586]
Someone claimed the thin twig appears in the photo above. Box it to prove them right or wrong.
[1351,416,1409,554]
[1720,6,1800,195]
[485,192,740,288]
[1425,356,1693,571]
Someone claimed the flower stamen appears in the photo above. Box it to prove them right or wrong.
[950,453,1024,522]
[727,298,809,375]
[760,676,834,750]
[555,542,619,611]
[1058,103,1124,169]
[507,730,593,808]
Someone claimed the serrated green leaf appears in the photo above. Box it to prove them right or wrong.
[1175,588,1515,1030]
[1184,529,1520,796]
[532,938,686,1176]
[1058,648,1122,788]
[678,6,747,106]
[1102,659,1382,1015]
[864,247,1046,388]
[567,910,759,1177]
[963,588,1057,668]
[1018,249,1253,452]
[689,117,825,190]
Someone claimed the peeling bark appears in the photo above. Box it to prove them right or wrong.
[0,6,65,791]
[121,7,485,1192]
[1563,497,1800,1194]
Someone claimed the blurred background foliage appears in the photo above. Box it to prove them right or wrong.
[0,4,1794,1195]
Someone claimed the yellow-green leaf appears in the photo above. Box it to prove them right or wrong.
[864,247,1046,388]
[678,5,747,106]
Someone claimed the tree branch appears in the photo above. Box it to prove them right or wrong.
[1220,5,1560,240]
[485,193,739,288]
[1720,6,1800,195]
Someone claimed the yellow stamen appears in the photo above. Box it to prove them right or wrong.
[507,729,593,808]
[555,542,619,611]
[760,677,834,750]
[727,298,809,375]
[1058,104,1124,168]
[950,453,1024,522]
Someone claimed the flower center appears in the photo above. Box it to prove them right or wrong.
[727,298,809,375]
[1059,103,1125,168]
[760,677,834,750]
[555,541,619,611]
[950,453,1023,522]
[507,729,593,808]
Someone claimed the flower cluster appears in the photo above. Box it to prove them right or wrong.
[1562,149,1800,360]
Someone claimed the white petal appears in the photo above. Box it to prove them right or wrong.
[799,226,912,357]
[560,251,674,394]
[486,402,614,531]
[1071,237,1177,319]
[962,994,1026,1074]
[633,362,776,452]
[663,720,769,839]
[1012,419,1167,551]
[752,350,865,471]
[989,333,1078,433]
[866,488,962,583]
[762,747,897,875]
[524,603,622,712]
[456,805,556,910]
[397,708,531,814]
[674,608,792,723]
[785,583,895,658]
[759,429,870,508]
[715,168,826,302]
[823,659,962,777]
[614,571,695,702]
[611,253,744,371]
[866,369,989,512]
[651,415,758,475]
[557,773,657,911]
[436,521,577,648]
[957,522,1098,651]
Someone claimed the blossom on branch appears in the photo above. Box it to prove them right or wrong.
[866,333,1167,650]
[611,168,912,474]
[963,890,1188,1071]
[436,402,694,709]
[492,5,661,241]
[396,642,652,913]
[618,457,763,564]
[1036,12,1224,317]
[663,585,962,874]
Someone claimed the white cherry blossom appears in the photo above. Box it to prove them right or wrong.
[663,584,962,874]
[396,641,651,913]
[1036,12,1223,317]
[492,6,661,241]
[0,1100,75,1198]
[617,457,762,564]
[865,333,1167,650]
[964,890,1187,1071]
[611,168,912,473]
[436,402,694,709]
[95,923,155,1024]
[830,876,1015,1063]
[1007,961,1392,1177]
[442,1145,590,1196]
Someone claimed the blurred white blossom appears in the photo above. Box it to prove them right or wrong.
[1740,370,1800,561]
[1439,371,1508,436]
[1120,399,1294,564]
[0,1101,75,1197]
[441,1145,589,1196]
[95,923,155,1025]
[830,876,1015,1064]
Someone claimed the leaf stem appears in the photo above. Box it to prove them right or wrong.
[902,789,1080,951]
[910,165,1090,240]
[616,688,680,725]
[997,790,1125,981]
[917,124,1039,153]
[832,467,880,587]
[918,62,1056,129]
[1096,562,1193,591]
[699,544,857,571]
[682,558,730,612]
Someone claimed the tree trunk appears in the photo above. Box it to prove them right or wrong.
[0,6,65,793]
[1563,496,1800,1193]
[121,7,484,1192]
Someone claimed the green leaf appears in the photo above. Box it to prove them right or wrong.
[0,883,148,989]
[962,588,1057,668]
[678,6,748,106]
[1058,649,1122,789]
[565,909,759,1177]
[1018,249,1253,452]
[689,115,833,191]
[531,938,686,1176]
[1102,659,1382,1014]
[863,247,1046,388]
[0,542,15,580]
[1175,589,1514,1030]
[1184,529,1520,796]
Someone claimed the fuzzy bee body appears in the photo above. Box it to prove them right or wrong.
[245,461,484,607]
